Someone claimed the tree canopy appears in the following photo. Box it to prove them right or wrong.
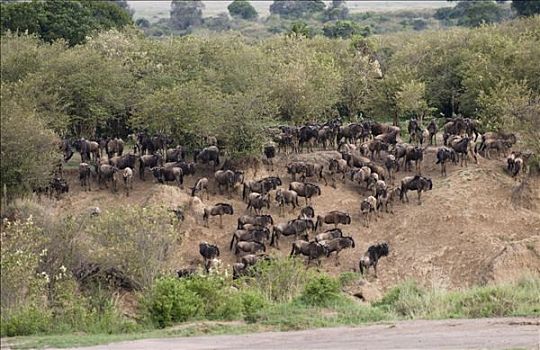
[0,0,133,46]
[269,0,326,19]
[170,0,204,31]
[228,0,258,21]
[512,0,540,17]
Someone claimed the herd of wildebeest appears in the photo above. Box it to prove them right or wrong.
[39,115,532,280]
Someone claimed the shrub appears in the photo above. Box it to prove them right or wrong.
[373,280,425,317]
[299,275,341,307]
[0,306,52,337]
[239,290,268,323]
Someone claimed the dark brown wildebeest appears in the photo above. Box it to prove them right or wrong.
[290,240,328,266]
[214,170,244,197]
[235,241,266,256]
[299,206,315,220]
[237,214,274,230]
[436,146,456,176]
[165,161,196,177]
[328,158,348,186]
[229,228,270,252]
[449,136,477,166]
[400,175,433,205]
[79,163,91,191]
[315,228,343,243]
[106,138,124,159]
[139,154,163,180]
[359,242,390,277]
[289,182,321,205]
[304,162,327,185]
[403,145,424,174]
[199,241,220,272]
[263,143,276,171]
[74,139,100,163]
[427,119,438,145]
[166,146,185,162]
[315,211,351,231]
[375,127,400,145]
[408,118,422,145]
[320,236,355,265]
[286,161,308,181]
[384,154,399,184]
[246,193,270,215]
[151,166,183,188]
[109,154,137,170]
[275,189,299,216]
[203,203,234,228]
[97,162,119,192]
[194,146,220,170]
[270,219,314,249]
[242,177,281,201]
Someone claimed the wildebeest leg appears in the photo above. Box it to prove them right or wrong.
[219,215,223,228]
[373,263,378,278]
[417,190,422,205]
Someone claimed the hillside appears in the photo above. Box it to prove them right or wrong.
[53,140,540,298]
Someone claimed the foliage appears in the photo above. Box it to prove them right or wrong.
[434,1,508,27]
[269,0,326,19]
[0,0,133,46]
[324,0,349,21]
[298,275,341,307]
[323,20,370,39]
[228,0,258,21]
[0,83,60,199]
[78,206,180,289]
[512,0,540,17]
[170,0,204,31]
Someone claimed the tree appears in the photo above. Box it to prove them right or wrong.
[323,20,370,39]
[170,0,204,31]
[135,18,150,28]
[0,0,132,46]
[512,0,540,17]
[227,0,258,21]
[288,21,311,38]
[269,0,326,19]
[396,80,432,123]
[325,0,349,21]
[434,1,506,27]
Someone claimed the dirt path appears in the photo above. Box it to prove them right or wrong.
[57,317,539,350]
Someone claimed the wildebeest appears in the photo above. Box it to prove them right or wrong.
[350,166,372,190]
[151,166,183,188]
[235,241,266,256]
[435,146,456,176]
[408,118,422,144]
[328,158,348,186]
[376,187,399,214]
[177,267,197,278]
[109,154,138,170]
[214,170,244,197]
[315,228,343,242]
[320,236,355,265]
[165,161,196,177]
[79,163,91,191]
[106,138,124,159]
[400,175,433,204]
[375,127,400,145]
[482,139,512,159]
[97,163,119,192]
[286,161,308,181]
[74,139,100,162]
[270,219,314,248]
[242,177,281,201]
[195,146,220,170]
[122,167,133,196]
[427,119,438,145]
[290,240,328,266]
[359,242,390,277]
[48,177,69,198]
[203,203,234,228]
[449,136,477,166]
[315,211,351,231]
[61,139,74,162]
[298,125,319,153]
[384,154,399,184]
[237,214,274,229]
[166,146,185,162]
[246,193,270,215]
[139,154,163,180]
[478,132,516,154]
[289,182,321,205]
[229,228,270,251]
[299,206,315,220]
[403,145,424,174]
[361,196,377,227]
[199,241,220,272]
[191,177,210,200]
[275,189,299,216]
[263,143,276,171]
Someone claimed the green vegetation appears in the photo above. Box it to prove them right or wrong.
[0,0,132,46]
[228,0,258,21]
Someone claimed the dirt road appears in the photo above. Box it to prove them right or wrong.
[61,317,539,350]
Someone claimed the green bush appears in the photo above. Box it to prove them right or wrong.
[299,275,341,307]
[240,290,268,323]
[373,280,425,317]
[143,277,203,328]
[0,306,52,337]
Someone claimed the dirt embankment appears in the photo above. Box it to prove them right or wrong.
[53,145,540,297]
